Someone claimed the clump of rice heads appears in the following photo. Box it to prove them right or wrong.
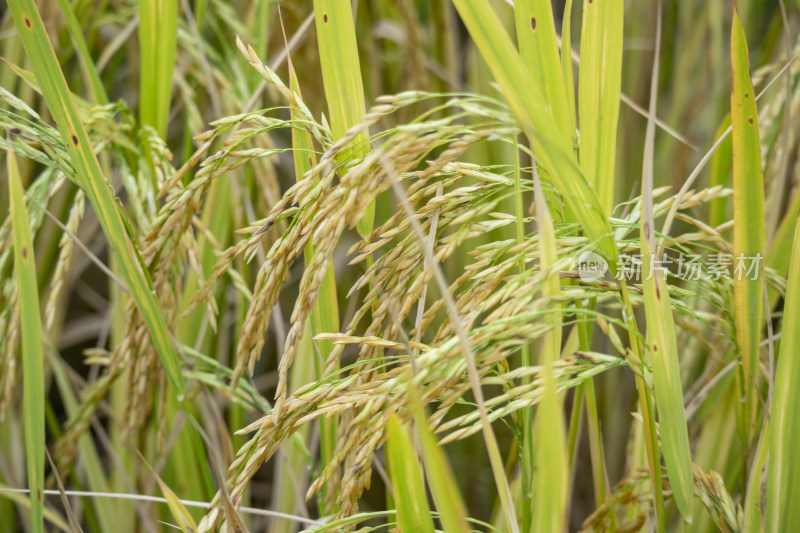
[1,0,800,532]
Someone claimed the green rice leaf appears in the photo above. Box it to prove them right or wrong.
[314,0,373,236]
[766,192,800,531]
[560,0,577,138]
[410,400,470,533]
[744,421,768,532]
[730,7,765,444]
[513,0,571,141]
[386,414,435,533]
[530,166,567,532]
[139,0,178,137]
[531,364,567,533]
[640,242,694,521]
[7,141,45,533]
[578,0,624,215]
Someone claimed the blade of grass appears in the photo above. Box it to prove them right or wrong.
[450,0,616,265]
[639,2,693,521]
[409,394,470,533]
[385,414,435,533]
[513,0,572,143]
[313,0,373,236]
[531,364,567,533]
[731,6,765,447]
[514,0,613,512]
[139,0,178,137]
[306,4,367,502]
[765,196,800,530]
[552,3,607,512]
[530,162,567,533]
[560,0,577,141]
[578,0,624,215]
[7,140,46,533]
[7,0,185,398]
[744,419,768,532]
[309,4,364,509]
[512,0,622,522]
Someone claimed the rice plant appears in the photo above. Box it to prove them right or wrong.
[0,0,799,531]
